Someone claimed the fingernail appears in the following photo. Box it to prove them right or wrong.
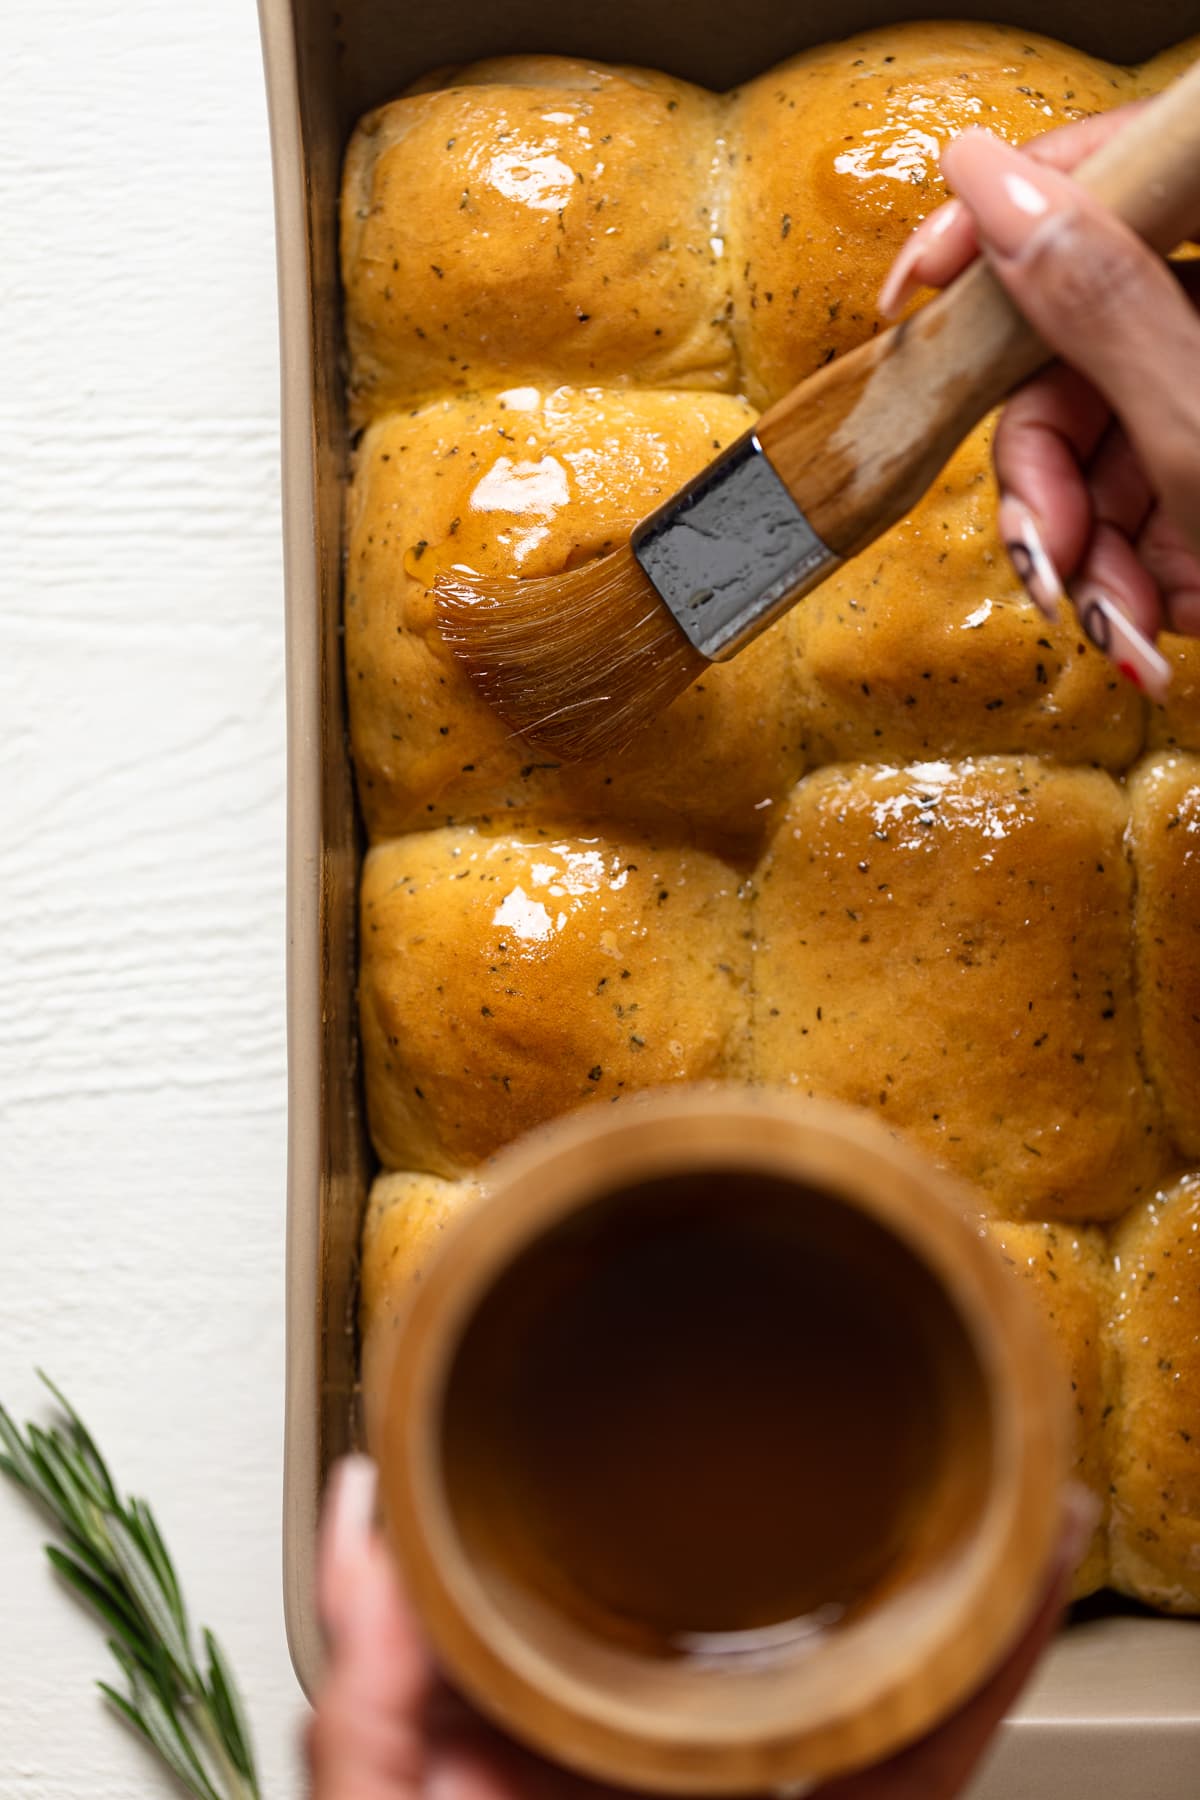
[878,236,926,319]
[998,494,1065,622]
[942,130,1060,261]
[878,201,963,318]
[1071,585,1172,702]
[326,1456,379,1568]
[1060,1483,1102,1569]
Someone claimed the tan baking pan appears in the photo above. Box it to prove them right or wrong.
[259,0,1200,1788]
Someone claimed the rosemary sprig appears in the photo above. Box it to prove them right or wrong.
[0,1372,261,1800]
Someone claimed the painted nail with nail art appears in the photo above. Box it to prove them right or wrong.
[1071,586,1172,702]
[998,495,1064,622]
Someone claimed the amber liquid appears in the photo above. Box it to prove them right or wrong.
[442,1177,967,1660]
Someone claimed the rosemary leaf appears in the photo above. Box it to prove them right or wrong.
[56,1519,141,1603]
[0,1409,49,1499]
[106,1511,194,1674]
[45,1546,153,1667]
[38,1370,119,1506]
[130,1496,189,1634]
[205,1629,257,1779]
[37,1422,115,1514]
[0,1380,262,1800]
[131,1672,224,1800]
[99,1679,156,1747]
[47,1548,148,1648]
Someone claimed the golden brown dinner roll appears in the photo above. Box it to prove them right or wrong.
[345,384,813,852]
[1109,1175,1200,1612]
[360,825,750,1177]
[360,1169,486,1447]
[1130,754,1200,1160]
[726,22,1132,407]
[791,421,1143,770]
[360,1168,484,1335]
[1136,34,1200,93]
[341,57,734,422]
[984,1220,1110,1598]
[751,758,1166,1218]
[1148,638,1200,752]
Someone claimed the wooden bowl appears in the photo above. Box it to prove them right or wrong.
[370,1088,1070,1793]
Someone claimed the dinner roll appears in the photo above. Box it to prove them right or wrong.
[360,1168,484,1333]
[1148,639,1200,753]
[726,22,1132,407]
[792,421,1142,770]
[1109,1176,1200,1612]
[751,758,1165,1218]
[1137,34,1200,92]
[345,384,814,852]
[360,1169,486,1446]
[1130,754,1200,1160]
[984,1219,1110,1598]
[342,57,734,422]
[360,825,750,1176]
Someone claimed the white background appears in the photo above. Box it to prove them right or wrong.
[0,0,301,1794]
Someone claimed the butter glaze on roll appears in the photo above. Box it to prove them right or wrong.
[342,59,734,423]
[725,22,1135,409]
[1130,754,1200,1159]
[342,23,1200,1613]
[360,1169,486,1432]
[345,385,810,850]
[751,758,1166,1221]
[983,1220,1110,1600]
[1110,1176,1200,1612]
[792,421,1143,769]
[359,826,751,1177]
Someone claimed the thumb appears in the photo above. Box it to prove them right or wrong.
[308,1456,433,1800]
[941,128,1200,540]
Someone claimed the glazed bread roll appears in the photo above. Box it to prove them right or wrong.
[1130,755,1200,1159]
[342,23,1200,1612]
[1110,1176,1200,1611]
[1138,34,1200,92]
[359,826,750,1176]
[984,1220,1111,1600]
[360,1169,483,1338]
[792,421,1142,770]
[359,1169,485,1444]
[345,384,809,851]
[1148,640,1200,753]
[752,758,1165,1220]
[725,22,1136,409]
[342,58,734,423]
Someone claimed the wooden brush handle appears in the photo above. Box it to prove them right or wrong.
[756,56,1200,560]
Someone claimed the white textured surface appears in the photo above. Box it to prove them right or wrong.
[0,0,301,1795]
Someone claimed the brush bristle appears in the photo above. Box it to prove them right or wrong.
[433,543,707,762]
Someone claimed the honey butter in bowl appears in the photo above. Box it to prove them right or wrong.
[365,1089,1070,1795]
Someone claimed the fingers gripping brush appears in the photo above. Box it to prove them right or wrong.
[435,58,1200,763]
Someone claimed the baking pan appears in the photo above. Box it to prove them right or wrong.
[257,0,1200,1789]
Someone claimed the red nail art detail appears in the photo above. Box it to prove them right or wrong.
[1072,586,1171,704]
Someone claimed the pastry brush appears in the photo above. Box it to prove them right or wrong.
[435,58,1200,762]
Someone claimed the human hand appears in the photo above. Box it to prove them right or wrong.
[879,103,1200,695]
[307,1457,1095,1800]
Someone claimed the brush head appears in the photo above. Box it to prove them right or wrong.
[434,543,707,763]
